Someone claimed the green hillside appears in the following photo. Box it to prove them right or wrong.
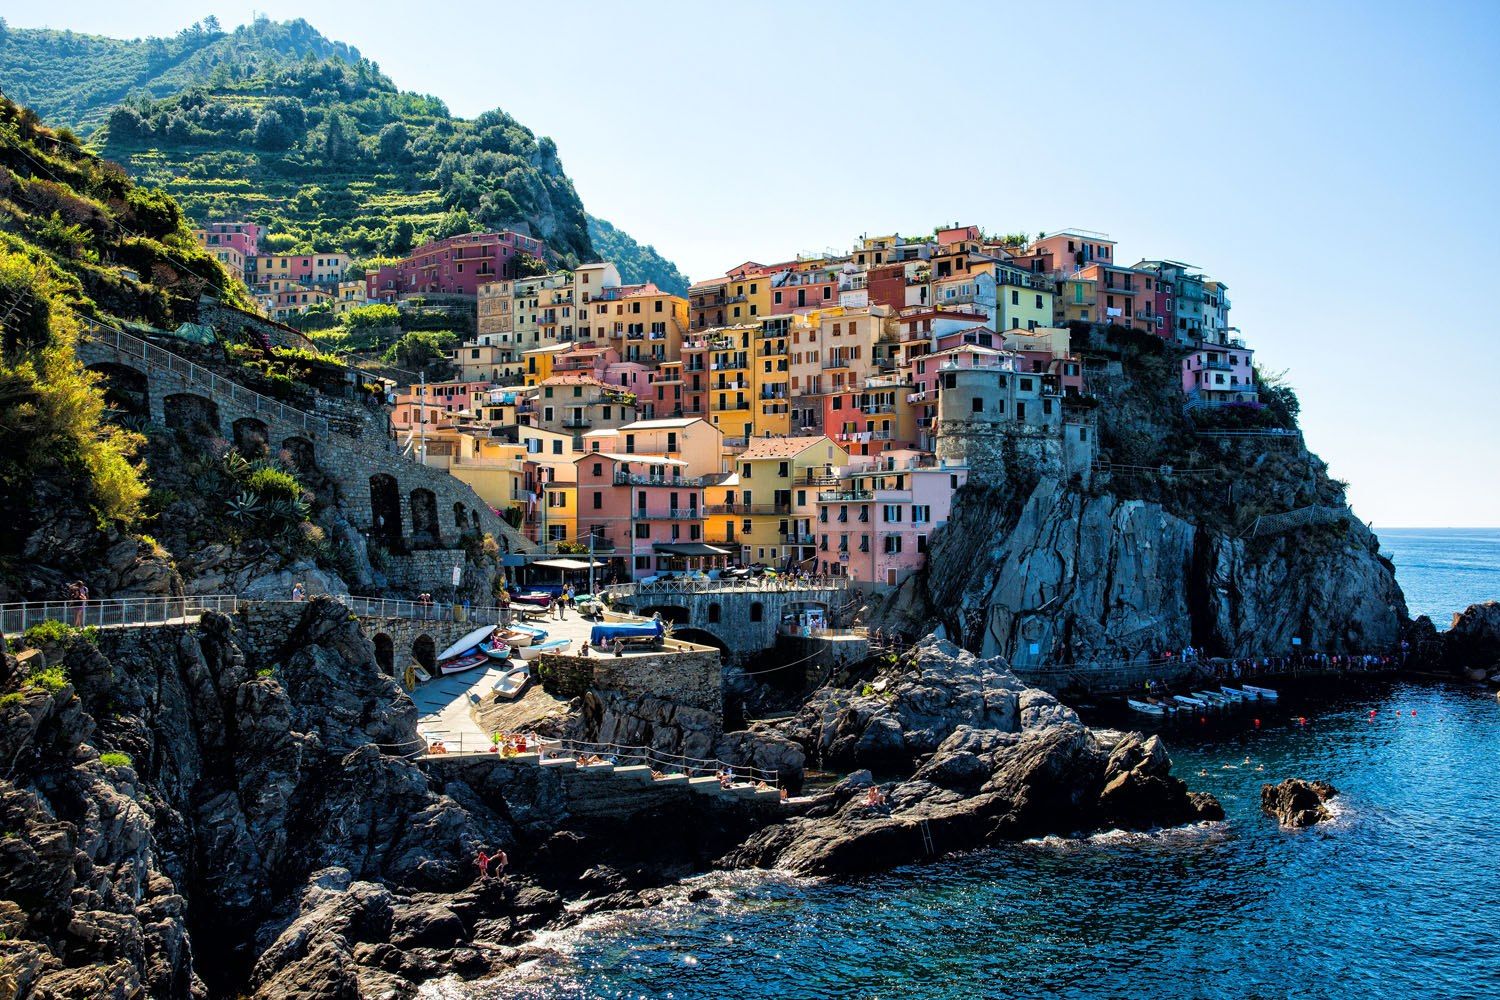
[588,216,689,294]
[0,17,690,289]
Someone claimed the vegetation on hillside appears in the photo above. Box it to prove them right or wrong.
[1,18,690,295]
[587,215,690,294]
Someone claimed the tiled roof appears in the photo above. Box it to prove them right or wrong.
[740,435,830,460]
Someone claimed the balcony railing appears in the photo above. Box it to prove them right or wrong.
[705,503,791,515]
[562,418,594,429]
[819,489,875,502]
[634,508,701,520]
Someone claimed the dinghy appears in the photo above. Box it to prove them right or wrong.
[481,636,512,661]
[1127,698,1166,715]
[436,625,498,663]
[517,638,570,660]
[1219,686,1248,700]
[509,591,554,609]
[1192,690,1228,706]
[1242,684,1279,700]
[438,650,489,675]
[1173,694,1206,708]
[506,624,548,646]
[492,666,530,699]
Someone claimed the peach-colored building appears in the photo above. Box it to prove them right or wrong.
[575,453,713,578]
[815,457,968,586]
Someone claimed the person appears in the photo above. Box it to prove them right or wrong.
[71,581,89,627]
[291,581,306,603]
[498,588,512,626]
[563,583,575,609]
[580,641,591,657]
[475,849,491,880]
[554,594,565,620]
[491,848,508,879]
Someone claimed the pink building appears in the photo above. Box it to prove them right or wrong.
[815,459,968,586]
[202,222,262,258]
[771,268,839,313]
[368,231,547,300]
[391,379,495,432]
[575,453,708,578]
[1182,340,1257,402]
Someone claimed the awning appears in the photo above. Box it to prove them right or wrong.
[651,542,734,557]
[531,558,603,570]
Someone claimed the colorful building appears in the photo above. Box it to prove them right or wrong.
[814,459,967,585]
[727,436,850,567]
[367,231,545,300]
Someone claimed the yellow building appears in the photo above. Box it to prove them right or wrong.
[1054,277,1097,325]
[723,270,773,326]
[751,316,791,437]
[520,343,575,386]
[704,326,755,443]
[591,283,689,364]
[993,265,1056,332]
[726,436,849,565]
[535,480,578,547]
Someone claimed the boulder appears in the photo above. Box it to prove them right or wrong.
[1260,778,1339,828]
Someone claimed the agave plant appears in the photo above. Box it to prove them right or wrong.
[220,450,252,481]
[225,491,263,524]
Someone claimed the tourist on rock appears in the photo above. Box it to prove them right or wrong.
[292,581,305,602]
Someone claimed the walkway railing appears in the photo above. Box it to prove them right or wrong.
[418,734,781,783]
[604,576,850,598]
[0,595,241,636]
[79,323,329,435]
[1246,504,1353,538]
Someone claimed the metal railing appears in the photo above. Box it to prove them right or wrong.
[604,576,849,597]
[79,324,329,435]
[416,734,781,784]
[1,595,241,635]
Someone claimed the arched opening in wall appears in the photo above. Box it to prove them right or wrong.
[453,502,468,531]
[410,488,440,546]
[232,417,271,458]
[86,362,149,420]
[640,605,689,625]
[281,436,315,471]
[707,602,722,624]
[412,634,436,672]
[671,627,727,657]
[749,601,764,623]
[373,633,395,676]
[369,474,403,546]
[163,392,220,435]
[470,506,483,532]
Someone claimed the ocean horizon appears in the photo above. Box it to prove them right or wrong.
[1375,526,1500,626]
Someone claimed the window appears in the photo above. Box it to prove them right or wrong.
[971,397,983,413]
[592,491,603,509]
[884,535,903,554]
[883,504,902,523]
[634,523,650,539]
[778,461,789,478]
[750,602,763,622]
[592,462,603,476]
[913,505,931,524]
[708,603,722,624]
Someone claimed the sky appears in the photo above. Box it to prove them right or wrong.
[9,1,1500,527]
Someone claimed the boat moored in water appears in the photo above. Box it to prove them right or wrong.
[1127,698,1166,715]
[1173,694,1207,708]
[1242,684,1279,700]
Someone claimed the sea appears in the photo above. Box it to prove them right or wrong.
[445,529,1500,1000]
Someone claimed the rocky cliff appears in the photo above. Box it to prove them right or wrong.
[882,330,1406,670]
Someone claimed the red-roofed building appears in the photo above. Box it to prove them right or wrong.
[366,231,546,300]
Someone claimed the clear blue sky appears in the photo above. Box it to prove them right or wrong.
[11,1,1500,527]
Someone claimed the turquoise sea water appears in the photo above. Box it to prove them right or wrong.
[467,531,1500,1000]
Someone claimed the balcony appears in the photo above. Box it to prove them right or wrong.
[781,532,816,545]
[861,403,896,414]
[614,472,687,487]
[562,418,593,429]
[634,508,701,520]
[1203,360,1234,372]
[705,502,791,516]
[822,355,855,370]
[819,489,875,502]
[717,400,752,412]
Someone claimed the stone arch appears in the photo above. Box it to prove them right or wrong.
[369,474,402,545]
[750,601,764,623]
[86,361,149,419]
[412,634,436,672]
[373,633,395,676]
[281,436,315,470]
[672,627,727,656]
[639,605,689,625]
[410,488,440,545]
[232,416,271,458]
[707,602,722,624]
[163,392,220,435]
[453,502,469,531]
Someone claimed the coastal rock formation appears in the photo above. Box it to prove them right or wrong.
[1261,778,1339,828]
[0,599,531,998]
[726,638,1221,876]
[1443,601,1500,672]
[782,636,1078,771]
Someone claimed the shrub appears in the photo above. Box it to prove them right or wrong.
[99,751,133,768]
[25,665,70,695]
[245,467,303,505]
[0,692,25,709]
[23,619,74,647]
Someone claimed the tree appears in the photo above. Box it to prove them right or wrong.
[146,37,170,69]
[254,109,293,151]
[383,331,457,378]
[384,219,414,256]
[432,207,474,240]
[377,122,410,163]
[512,251,548,279]
[202,14,222,34]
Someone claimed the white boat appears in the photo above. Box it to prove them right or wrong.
[517,638,570,660]
[1242,684,1279,701]
[1127,698,1166,715]
[492,666,530,700]
[505,625,548,647]
[1219,686,1248,700]
[1192,690,1228,706]
[436,624,498,662]
[1173,695,1206,708]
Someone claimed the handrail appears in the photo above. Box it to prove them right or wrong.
[603,576,849,597]
[78,323,329,435]
[0,595,241,636]
[418,734,780,783]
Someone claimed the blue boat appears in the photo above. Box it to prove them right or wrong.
[590,619,664,646]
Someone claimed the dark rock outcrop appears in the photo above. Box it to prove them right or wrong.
[1443,601,1500,673]
[1261,778,1339,828]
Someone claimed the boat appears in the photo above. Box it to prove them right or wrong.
[481,636,512,661]
[1127,698,1166,715]
[505,624,548,647]
[509,591,554,609]
[1173,694,1207,708]
[1242,684,1279,700]
[436,625,498,663]
[437,650,489,675]
[589,619,665,646]
[492,666,530,700]
[1192,690,1228,706]
[1219,686,1248,700]
[517,638,571,660]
